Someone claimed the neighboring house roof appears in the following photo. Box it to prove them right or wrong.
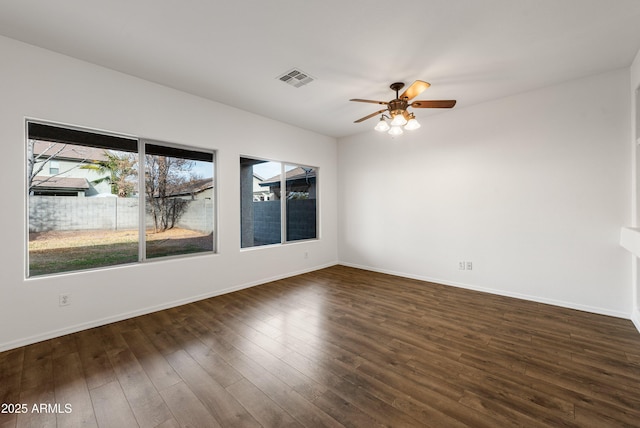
[32,176,90,191]
[260,167,316,187]
[166,178,213,197]
[32,141,109,162]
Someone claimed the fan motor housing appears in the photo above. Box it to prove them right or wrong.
[388,99,408,117]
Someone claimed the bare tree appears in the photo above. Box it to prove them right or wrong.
[145,155,194,232]
[27,140,67,193]
[26,140,96,195]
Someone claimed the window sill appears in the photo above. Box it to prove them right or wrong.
[620,227,640,257]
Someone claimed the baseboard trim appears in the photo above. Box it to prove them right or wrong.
[632,308,640,334]
[0,261,339,353]
[339,262,631,320]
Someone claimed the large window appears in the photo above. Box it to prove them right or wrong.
[26,121,215,277]
[240,157,317,248]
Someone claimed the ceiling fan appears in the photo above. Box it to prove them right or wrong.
[350,80,456,135]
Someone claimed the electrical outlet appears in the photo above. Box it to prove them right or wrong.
[458,261,466,270]
[466,261,473,270]
[304,251,309,259]
[59,293,71,306]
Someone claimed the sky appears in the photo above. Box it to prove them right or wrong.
[191,160,214,179]
[175,158,305,181]
[253,161,282,180]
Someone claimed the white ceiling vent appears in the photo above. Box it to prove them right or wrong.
[277,68,315,88]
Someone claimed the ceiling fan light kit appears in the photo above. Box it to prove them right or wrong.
[374,116,391,132]
[350,80,456,136]
[404,115,421,131]
[390,113,408,127]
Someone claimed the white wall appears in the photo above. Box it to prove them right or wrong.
[630,48,640,328]
[338,68,632,318]
[0,36,338,351]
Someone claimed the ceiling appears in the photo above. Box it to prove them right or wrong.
[1,0,640,138]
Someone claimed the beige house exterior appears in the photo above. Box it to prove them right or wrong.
[29,141,111,196]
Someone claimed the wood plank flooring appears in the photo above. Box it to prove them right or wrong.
[1,265,640,427]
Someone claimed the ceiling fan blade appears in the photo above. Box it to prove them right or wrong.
[354,109,387,123]
[350,98,388,105]
[411,100,457,108]
[400,80,430,101]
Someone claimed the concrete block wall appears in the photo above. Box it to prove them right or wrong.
[251,199,317,245]
[287,199,317,241]
[177,199,214,234]
[29,196,128,232]
[253,200,281,245]
[29,196,212,233]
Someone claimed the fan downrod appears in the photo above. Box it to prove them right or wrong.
[390,82,405,100]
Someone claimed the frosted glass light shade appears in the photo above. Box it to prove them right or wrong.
[388,126,403,136]
[390,114,407,126]
[374,118,390,132]
[404,117,421,130]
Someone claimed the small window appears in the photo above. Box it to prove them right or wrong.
[240,156,318,248]
[49,160,59,175]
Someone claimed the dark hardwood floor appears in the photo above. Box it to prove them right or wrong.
[1,265,640,427]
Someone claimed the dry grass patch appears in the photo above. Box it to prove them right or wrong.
[28,228,213,276]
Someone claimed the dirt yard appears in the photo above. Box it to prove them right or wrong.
[29,228,213,276]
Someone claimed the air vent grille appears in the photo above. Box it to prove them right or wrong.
[277,68,315,88]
